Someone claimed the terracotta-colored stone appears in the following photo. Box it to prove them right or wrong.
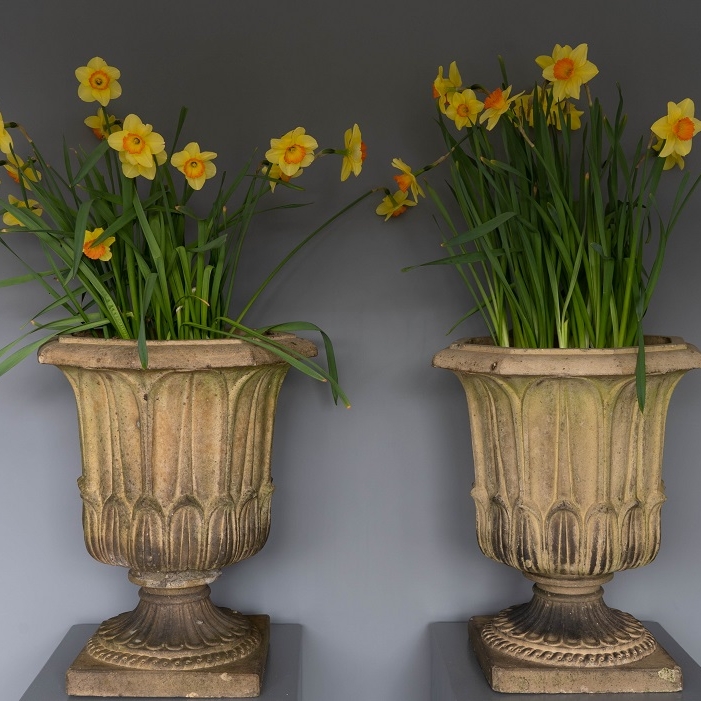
[38,335,317,697]
[433,336,701,692]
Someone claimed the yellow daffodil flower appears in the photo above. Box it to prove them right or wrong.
[376,190,417,220]
[550,100,584,131]
[75,57,122,107]
[391,158,424,201]
[653,138,685,170]
[262,163,303,192]
[3,153,41,189]
[446,89,484,130]
[0,113,13,154]
[83,227,116,262]
[479,86,522,131]
[433,61,462,114]
[265,127,318,178]
[84,109,120,140]
[651,99,701,160]
[171,142,217,190]
[535,44,598,102]
[2,195,42,227]
[107,114,166,180]
[515,88,583,131]
[340,124,366,181]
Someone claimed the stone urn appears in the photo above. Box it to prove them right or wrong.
[38,334,317,698]
[433,336,701,694]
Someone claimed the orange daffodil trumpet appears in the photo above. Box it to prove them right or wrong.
[391,158,424,201]
[171,142,217,190]
[374,159,426,220]
[480,86,523,131]
[107,114,166,180]
[82,228,115,262]
[75,57,122,107]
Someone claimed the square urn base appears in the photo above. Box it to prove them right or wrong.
[469,615,683,694]
[65,614,269,698]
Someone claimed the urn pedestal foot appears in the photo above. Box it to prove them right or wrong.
[469,576,683,693]
[65,584,268,698]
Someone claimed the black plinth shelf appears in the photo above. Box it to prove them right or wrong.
[21,622,302,700]
[431,620,700,699]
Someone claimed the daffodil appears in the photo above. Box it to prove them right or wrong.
[536,44,598,102]
[107,114,166,180]
[376,190,417,220]
[2,195,42,227]
[171,142,217,190]
[651,99,701,160]
[265,127,318,178]
[0,113,13,154]
[83,228,116,262]
[652,138,685,170]
[262,163,304,192]
[391,158,424,201]
[84,109,120,140]
[340,124,366,181]
[433,61,462,113]
[3,153,41,188]
[75,57,122,107]
[446,89,483,130]
[479,86,522,131]
[515,88,583,131]
[550,100,584,131]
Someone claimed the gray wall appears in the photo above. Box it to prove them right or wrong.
[2,2,701,700]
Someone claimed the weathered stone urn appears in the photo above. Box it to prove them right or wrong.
[433,336,701,694]
[38,334,316,698]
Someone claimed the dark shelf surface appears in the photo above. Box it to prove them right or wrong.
[431,620,700,700]
[20,623,301,701]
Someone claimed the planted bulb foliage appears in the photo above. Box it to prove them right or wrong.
[381,44,701,407]
[0,57,371,406]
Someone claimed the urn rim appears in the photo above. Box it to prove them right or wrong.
[36,332,318,370]
[432,335,701,376]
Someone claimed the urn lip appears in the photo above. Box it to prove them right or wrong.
[37,333,318,370]
[432,335,701,376]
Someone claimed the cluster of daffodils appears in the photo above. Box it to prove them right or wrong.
[377,43,701,220]
[0,57,371,396]
[1,56,366,262]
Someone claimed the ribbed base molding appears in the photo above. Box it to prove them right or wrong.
[66,614,269,697]
[83,584,262,670]
[469,615,683,694]
[481,581,656,667]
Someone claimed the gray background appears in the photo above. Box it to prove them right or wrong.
[2,2,701,700]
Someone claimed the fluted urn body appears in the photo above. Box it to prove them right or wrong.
[433,336,701,692]
[38,334,316,696]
